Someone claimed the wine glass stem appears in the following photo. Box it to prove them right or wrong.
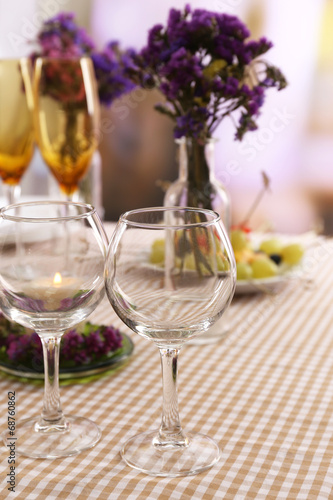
[3,183,21,205]
[155,348,188,448]
[67,189,79,202]
[37,334,67,431]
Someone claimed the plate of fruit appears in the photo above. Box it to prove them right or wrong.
[230,227,305,294]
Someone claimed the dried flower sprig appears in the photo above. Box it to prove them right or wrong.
[238,171,271,228]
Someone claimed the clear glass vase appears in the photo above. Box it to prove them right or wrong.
[164,138,230,233]
[164,137,232,344]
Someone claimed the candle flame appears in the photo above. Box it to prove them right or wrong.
[53,272,62,285]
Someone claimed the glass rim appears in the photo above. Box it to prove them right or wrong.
[120,206,221,229]
[175,137,218,145]
[34,55,91,63]
[0,57,31,63]
[0,200,96,223]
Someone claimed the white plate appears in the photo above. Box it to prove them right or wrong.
[146,230,312,296]
[233,231,314,295]
[235,275,288,295]
[235,263,306,295]
[144,258,298,295]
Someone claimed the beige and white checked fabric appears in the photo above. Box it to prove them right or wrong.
[0,226,333,499]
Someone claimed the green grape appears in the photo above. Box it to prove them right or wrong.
[184,253,225,274]
[281,243,304,265]
[230,230,249,252]
[217,254,230,272]
[236,261,253,280]
[259,238,283,255]
[184,253,196,270]
[184,253,211,274]
[251,257,278,279]
[150,239,165,264]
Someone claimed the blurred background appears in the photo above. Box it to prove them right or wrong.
[0,0,332,233]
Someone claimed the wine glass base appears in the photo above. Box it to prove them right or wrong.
[121,430,221,477]
[2,415,101,459]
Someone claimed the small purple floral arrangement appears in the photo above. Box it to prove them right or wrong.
[0,313,123,372]
[134,5,287,140]
[31,12,136,106]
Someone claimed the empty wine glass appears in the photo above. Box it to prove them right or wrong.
[0,58,34,205]
[105,207,236,477]
[0,201,108,458]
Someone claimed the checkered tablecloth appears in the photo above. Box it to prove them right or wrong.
[1,226,333,499]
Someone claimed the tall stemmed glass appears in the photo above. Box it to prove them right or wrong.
[105,207,236,477]
[0,58,34,205]
[0,201,108,459]
[33,57,100,201]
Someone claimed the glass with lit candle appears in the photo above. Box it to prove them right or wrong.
[0,201,108,459]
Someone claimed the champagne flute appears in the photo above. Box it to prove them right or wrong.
[0,201,108,459]
[33,57,100,201]
[0,58,34,205]
[105,207,236,476]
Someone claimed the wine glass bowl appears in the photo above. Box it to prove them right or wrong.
[33,57,100,199]
[105,207,236,476]
[0,201,108,459]
[0,58,34,204]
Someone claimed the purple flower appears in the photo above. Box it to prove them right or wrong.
[36,12,95,58]
[174,108,210,139]
[91,43,137,106]
[135,5,287,140]
[32,12,137,108]
[85,330,105,356]
[61,329,89,363]
[142,24,165,64]
[103,326,123,352]
[7,335,31,362]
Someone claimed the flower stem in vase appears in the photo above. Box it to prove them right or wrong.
[59,106,82,200]
[187,140,213,211]
[164,138,231,232]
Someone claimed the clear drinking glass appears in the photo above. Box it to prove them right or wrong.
[105,207,236,476]
[0,201,108,458]
[33,57,100,201]
[0,58,34,204]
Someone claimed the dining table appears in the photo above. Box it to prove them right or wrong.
[0,223,333,499]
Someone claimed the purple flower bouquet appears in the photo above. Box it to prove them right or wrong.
[0,313,132,379]
[135,5,287,140]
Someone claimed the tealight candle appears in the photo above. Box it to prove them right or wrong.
[24,272,81,310]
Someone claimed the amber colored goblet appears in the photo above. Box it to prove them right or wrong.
[33,57,100,200]
[0,58,34,204]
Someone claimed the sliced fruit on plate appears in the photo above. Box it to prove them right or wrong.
[230,228,304,280]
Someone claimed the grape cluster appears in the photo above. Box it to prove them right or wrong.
[230,229,304,280]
